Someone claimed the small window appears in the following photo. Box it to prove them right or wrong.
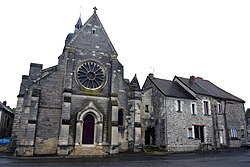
[247,118,250,126]
[241,129,244,138]
[231,128,238,139]
[92,29,96,34]
[203,101,209,115]
[191,103,196,115]
[118,109,123,126]
[187,128,193,139]
[217,103,222,114]
[177,100,181,112]
[247,130,250,138]
[145,105,149,112]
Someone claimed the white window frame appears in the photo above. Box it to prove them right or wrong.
[217,102,222,114]
[190,102,196,115]
[202,100,211,115]
[187,128,193,138]
[176,100,183,112]
[231,128,238,139]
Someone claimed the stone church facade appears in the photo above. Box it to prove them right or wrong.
[11,9,247,156]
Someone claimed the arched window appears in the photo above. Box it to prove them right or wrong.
[118,109,123,126]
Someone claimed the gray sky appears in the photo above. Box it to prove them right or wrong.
[1,0,250,109]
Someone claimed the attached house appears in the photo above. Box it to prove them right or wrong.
[0,101,14,139]
[245,108,250,142]
[141,74,246,152]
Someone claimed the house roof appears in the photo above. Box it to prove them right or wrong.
[246,109,250,117]
[175,76,245,103]
[149,77,196,100]
[0,101,13,114]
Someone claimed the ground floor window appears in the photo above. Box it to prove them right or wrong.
[187,128,193,139]
[194,125,205,142]
[241,129,244,138]
[230,128,238,139]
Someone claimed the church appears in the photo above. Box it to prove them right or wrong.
[11,8,247,156]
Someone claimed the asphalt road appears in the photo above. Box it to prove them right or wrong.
[0,148,250,167]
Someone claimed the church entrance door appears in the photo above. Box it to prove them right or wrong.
[82,114,94,144]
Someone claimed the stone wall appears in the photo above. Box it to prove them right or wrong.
[225,101,246,147]
[141,77,246,152]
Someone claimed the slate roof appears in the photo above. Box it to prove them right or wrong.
[75,17,82,28]
[130,74,141,91]
[0,101,13,114]
[175,76,245,103]
[149,77,196,100]
[246,109,250,117]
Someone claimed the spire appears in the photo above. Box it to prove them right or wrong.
[74,16,82,32]
[130,74,141,91]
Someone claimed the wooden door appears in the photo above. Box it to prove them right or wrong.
[82,114,94,144]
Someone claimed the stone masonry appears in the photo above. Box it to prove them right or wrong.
[11,8,247,156]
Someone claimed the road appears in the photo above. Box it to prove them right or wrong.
[0,148,250,167]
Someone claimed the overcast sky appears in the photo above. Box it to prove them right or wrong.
[1,0,250,109]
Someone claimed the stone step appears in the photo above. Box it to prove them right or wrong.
[70,145,107,156]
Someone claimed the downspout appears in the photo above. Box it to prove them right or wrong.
[211,103,217,149]
[212,102,220,149]
[164,96,168,150]
[133,93,136,151]
[223,101,229,147]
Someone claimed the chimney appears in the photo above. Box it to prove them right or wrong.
[3,101,7,106]
[190,76,196,81]
[148,73,154,79]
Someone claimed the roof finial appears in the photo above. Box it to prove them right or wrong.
[93,6,98,13]
[80,6,82,17]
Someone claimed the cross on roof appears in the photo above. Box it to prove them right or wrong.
[93,6,98,13]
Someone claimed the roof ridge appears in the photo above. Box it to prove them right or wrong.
[175,76,211,95]
[176,76,244,103]
[153,77,173,82]
[199,79,244,102]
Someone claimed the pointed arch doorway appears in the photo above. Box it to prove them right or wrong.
[82,114,95,144]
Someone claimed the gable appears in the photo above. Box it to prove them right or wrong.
[67,12,117,55]
[142,76,196,100]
